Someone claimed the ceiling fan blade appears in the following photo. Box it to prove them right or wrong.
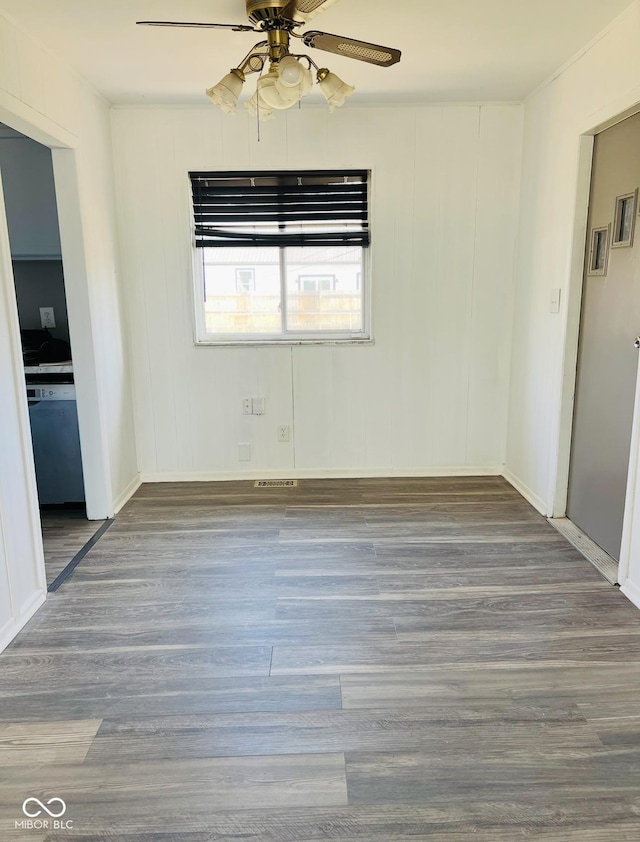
[302,31,401,67]
[281,0,341,24]
[136,21,256,32]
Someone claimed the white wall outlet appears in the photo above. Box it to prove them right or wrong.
[40,307,56,329]
[549,288,561,314]
[253,397,265,415]
[278,425,290,443]
[242,398,253,415]
[239,443,251,461]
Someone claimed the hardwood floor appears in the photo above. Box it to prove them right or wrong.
[40,509,106,586]
[2,477,640,840]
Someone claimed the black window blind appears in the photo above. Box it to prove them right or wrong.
[190,170,370,248]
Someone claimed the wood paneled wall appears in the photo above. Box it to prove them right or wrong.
[112,104,523,480]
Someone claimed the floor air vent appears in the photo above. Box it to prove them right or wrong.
[254,480,298,488]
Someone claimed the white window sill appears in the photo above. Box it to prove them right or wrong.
[194,337,374,348]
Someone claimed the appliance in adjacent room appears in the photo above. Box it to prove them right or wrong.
[26,380,85,506]
[21,328,84,506]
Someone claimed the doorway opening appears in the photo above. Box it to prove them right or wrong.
[0,123,106,588]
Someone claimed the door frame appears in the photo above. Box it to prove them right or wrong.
[0,102,113,520]
[553,97,640,592]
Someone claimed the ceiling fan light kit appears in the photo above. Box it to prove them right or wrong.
[138,0,400,122]
[276,56,313,102]
[256,66,298,110]
[205,69,246,114]
[278,54,307,87]
[316,67,354,111]
[245,89,276,121]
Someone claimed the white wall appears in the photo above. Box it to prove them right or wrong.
[506,1,640,515]
[112,104,523,480]
[0,12,138,651]
[58,83,138,512]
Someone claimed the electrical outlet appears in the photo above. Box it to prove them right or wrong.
[278,425,290,443]
[242,398,253,415]
[239,443,251,461]
[40,307,56,329]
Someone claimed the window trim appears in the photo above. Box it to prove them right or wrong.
[190,168,373,347]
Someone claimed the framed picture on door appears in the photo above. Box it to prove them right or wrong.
[588,224,610,276]
[611,188,638,248]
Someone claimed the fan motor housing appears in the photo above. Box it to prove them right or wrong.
[246,0,289,25]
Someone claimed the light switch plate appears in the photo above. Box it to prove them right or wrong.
[549,288,561,314]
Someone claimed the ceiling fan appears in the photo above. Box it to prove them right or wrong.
[137,0,402,120]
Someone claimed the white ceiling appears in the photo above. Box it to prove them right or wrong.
[0,0,634,105]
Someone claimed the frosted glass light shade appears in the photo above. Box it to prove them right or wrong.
[258,68,298,110]
[206,70,244,114]
[317,70,354,112]
[245,90,275,122]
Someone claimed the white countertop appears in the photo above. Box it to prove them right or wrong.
[24,363,74,374]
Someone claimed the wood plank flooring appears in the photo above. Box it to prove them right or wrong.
[2,477,640,840]
[40,509,105,586]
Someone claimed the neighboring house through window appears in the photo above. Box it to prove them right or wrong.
[235,268,255,292]
[297,274,336,292]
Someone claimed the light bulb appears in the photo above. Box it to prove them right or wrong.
[278,56,306,87]
[206,69,245,115]
[275,58,313,104]
[317,69,355,112]
[258,68,298,110]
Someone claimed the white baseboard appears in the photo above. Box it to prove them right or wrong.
[139,466,504,483]
[502,468,549,515]
[0,590,46,654]
[112,474,142,514]
[620,580,640,611]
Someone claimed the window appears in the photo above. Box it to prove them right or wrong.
[612,189,638,248]
[297,274,336,292]
[190,170,370,343]
[588,225,610,276]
